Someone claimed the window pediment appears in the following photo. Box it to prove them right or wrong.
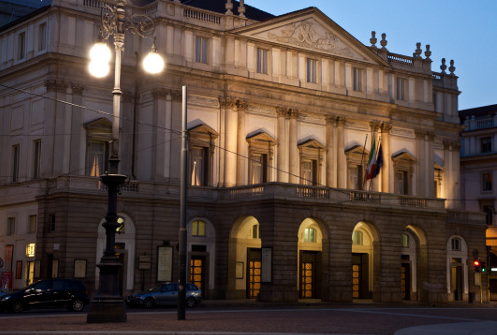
[84,117,111,133]
[392,151,416,163]
[246,130,276,145]
[298,138,325,150]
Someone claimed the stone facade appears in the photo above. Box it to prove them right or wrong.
[0,0,487,304]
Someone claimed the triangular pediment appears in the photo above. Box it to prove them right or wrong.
[233,7,387,65]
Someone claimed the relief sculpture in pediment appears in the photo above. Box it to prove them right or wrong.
[267,19,354,57]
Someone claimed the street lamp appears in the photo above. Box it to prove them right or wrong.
[86,0,164,323]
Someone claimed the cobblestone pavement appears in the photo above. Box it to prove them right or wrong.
[2,302,497,335]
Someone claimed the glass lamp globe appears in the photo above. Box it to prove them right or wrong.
[89,42,112,63]
[142,51,165,74]
[88,60,110,78]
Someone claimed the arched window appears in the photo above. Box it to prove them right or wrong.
[192,220,206,237]
[352,231,363,245]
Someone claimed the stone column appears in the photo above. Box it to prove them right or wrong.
[45,80,69,176]
[336,117,346,188]
[288,110,299,184]
[325,116,336,187]
[276,107,289,183]
[219,96,241,187]
[415,130,426,197]
[69,84,84,175]
[152,88,173,180]
[236,101,248,185]
[380,123,391,193]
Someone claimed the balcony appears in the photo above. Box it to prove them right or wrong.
[0,176,447,213]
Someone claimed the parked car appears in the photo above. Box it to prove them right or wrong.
[0,278,89,313]
[126,282,201,308]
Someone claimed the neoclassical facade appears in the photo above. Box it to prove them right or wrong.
[0,0,486,304]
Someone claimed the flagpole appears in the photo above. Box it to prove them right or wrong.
[360,134,368,189]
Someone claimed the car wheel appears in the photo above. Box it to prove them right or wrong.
[11,301,23,313]
[186,297,197,308]
[143,298,154,309]
[71,299,85,312]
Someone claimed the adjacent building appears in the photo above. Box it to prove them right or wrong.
[460,104,497,299]
[0,0,487,304]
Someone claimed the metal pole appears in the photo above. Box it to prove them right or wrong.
[178,85,188,320]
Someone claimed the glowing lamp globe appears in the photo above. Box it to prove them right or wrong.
[142,51,165,74]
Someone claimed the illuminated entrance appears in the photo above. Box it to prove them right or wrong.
[351,221,376,300]
[298,218,323,299]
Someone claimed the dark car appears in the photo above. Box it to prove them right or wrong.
[0,278,89,313]
[126,282,201,308]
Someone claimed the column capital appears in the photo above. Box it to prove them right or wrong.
[45,79,67,93]
[219,96,247,111]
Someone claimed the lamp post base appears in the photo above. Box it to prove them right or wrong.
[87,258,127,323]
[86,297,127,323]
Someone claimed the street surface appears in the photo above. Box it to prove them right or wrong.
[1,303,497,334]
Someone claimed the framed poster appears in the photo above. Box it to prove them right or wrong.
[157,246,173,282]
[261,247,272,283]
[236,262,244,279]
[74,260,86,278]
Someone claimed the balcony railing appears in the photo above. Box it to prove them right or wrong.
[6,177,447,212]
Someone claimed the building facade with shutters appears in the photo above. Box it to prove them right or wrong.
[0,0,487,304]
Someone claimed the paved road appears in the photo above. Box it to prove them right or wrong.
[1,304,497,334]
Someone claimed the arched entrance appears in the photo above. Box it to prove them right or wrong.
[186,218,216,298]
[228,216,261,299]
[297,218,323,299]
[400,225,425,301]
[446,235,468,301]
[96,213,135,296]
[351,221,378,300]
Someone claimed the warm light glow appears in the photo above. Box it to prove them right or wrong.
[88,60,110,78]
[26,243,35,257]
[142,51,165,74]
[89,42,112,63]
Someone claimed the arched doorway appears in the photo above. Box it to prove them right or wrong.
[351,221,378,300]
[96,213,136,296]
[187,218,216,298]
[297,218,323,299]
[446,235,468,301]
[228,216,261,299]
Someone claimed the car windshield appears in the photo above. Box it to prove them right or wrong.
[147,285,162,292]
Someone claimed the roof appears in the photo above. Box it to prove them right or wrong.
[459,104,497,120]
[181,0,275,21]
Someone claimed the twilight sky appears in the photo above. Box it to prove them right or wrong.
[246,0,495,110]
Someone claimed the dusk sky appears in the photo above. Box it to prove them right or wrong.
[246,0,495,110]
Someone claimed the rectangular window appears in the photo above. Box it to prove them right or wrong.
[250,154,267,184]
[12,144,20,182]
[28,215,37,234]
[38,23,47,51]
[301,159,317,185]
[483,205,494,225]
[252,224,260,239]
[396,77,406,100]
[33,139,41,179]
[195,36,208,64]
[396,170,409,195]
[451,238,461,251]
[481,136,492,153]
[306,58,316,83]
[190,147,208,186]
[18,32,26,60]
[7,217,15,236]
[353,67,363,92]
[49,214,56,232]
[482,172,493,192]
[256,48,268,74]
[87,141,108,177]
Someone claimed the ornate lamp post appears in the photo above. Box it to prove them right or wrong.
[87,0,164,323]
